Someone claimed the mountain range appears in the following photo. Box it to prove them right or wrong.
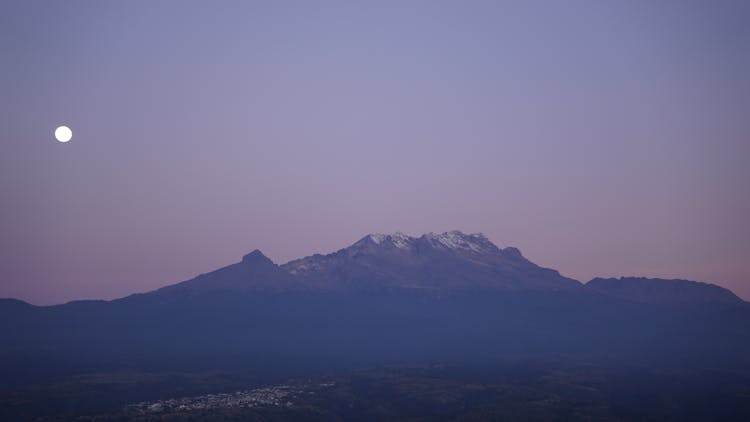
[137,230,740,304]
[2,231,749,391]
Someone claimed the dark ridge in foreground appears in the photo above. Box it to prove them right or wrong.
[586,276,744,304]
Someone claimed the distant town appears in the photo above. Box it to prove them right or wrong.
[126,382,336,415]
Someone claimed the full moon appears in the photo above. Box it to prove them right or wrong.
[54,125,72,143]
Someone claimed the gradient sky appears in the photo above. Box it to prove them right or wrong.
[1,0,749,305]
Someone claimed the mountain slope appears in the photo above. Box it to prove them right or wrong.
[150,249,305,296]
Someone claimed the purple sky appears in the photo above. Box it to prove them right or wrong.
[1,1,749,305]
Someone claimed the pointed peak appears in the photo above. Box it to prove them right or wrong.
[502,246,524,258]
[241,249,274,265]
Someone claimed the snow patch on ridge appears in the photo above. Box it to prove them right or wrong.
[365,231,497,253]
[426,231,494,253]
[390,232,413,248]
[368,232,414,249]
[368,234,387,244]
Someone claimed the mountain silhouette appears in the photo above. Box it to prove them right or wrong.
[122,231,582,297]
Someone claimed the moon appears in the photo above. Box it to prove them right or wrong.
[54,125,72,143]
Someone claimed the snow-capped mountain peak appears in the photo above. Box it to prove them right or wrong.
[280,230,579,292]
[361,231,499,254]
[424,231,498,253]
[368,234,385,244]
[366,232,415,249]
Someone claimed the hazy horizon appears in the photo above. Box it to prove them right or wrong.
[2,0,749,305]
